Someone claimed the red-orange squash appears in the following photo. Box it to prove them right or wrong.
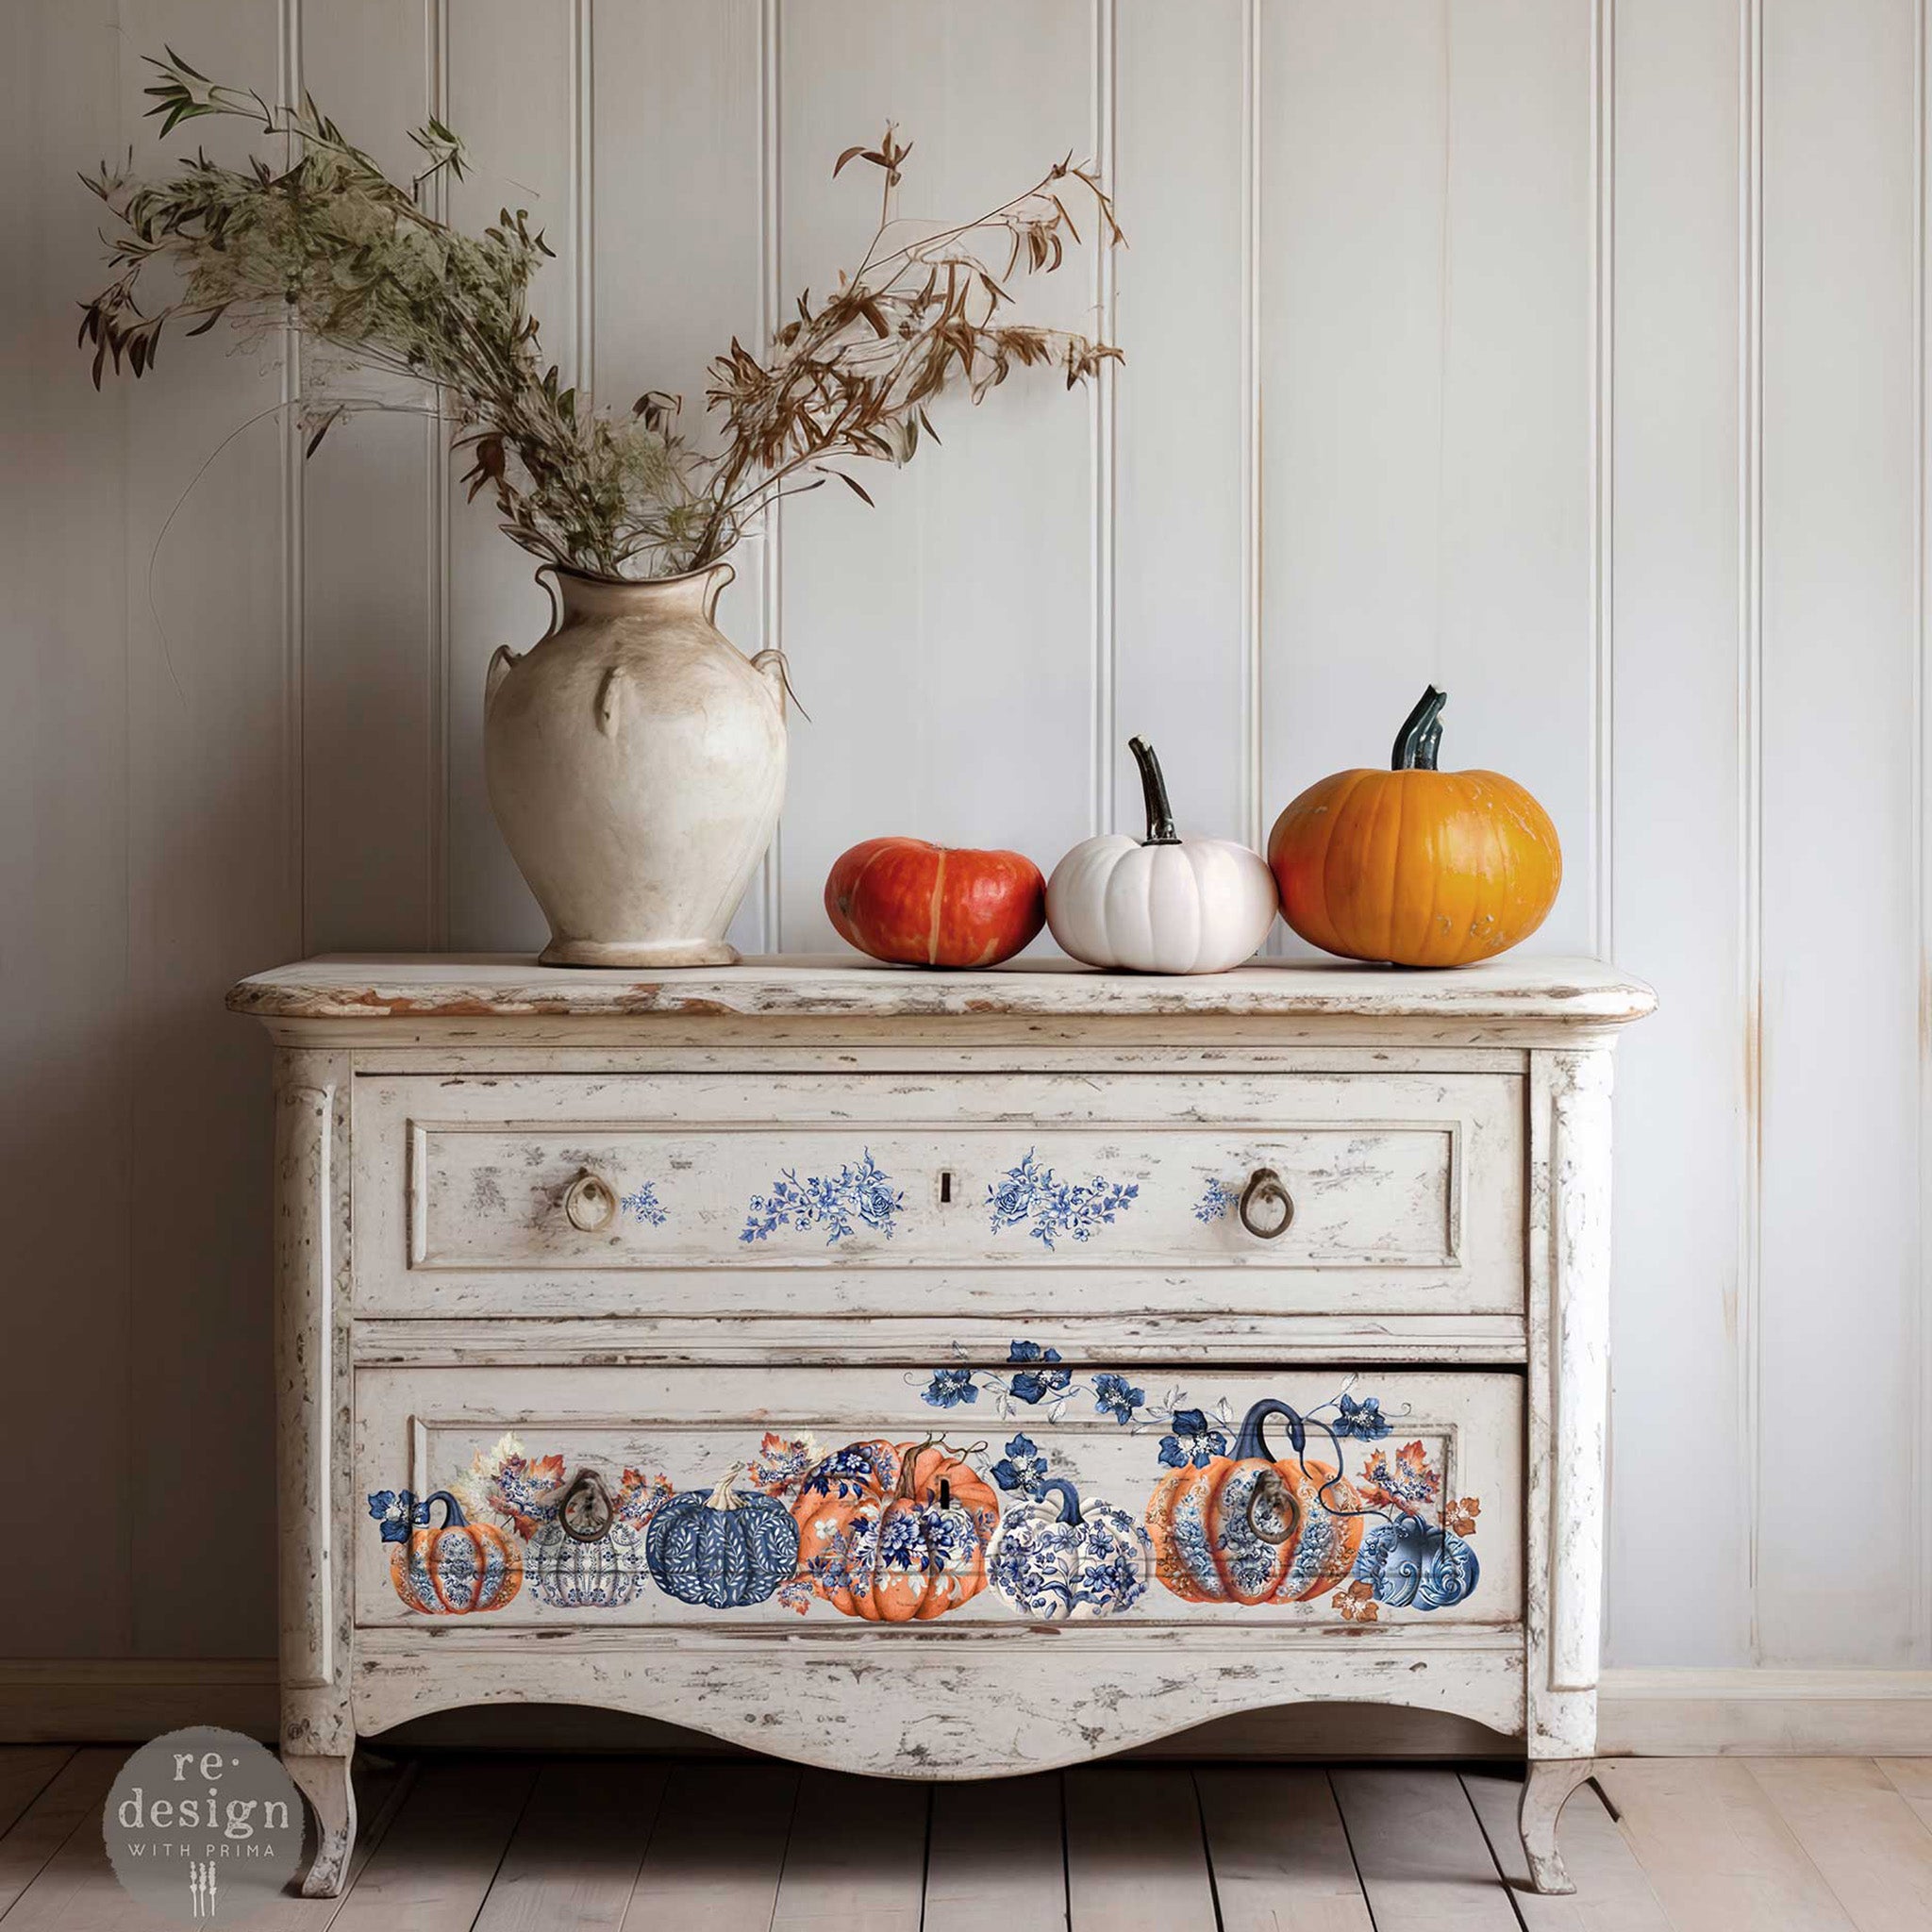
[1267,686,1561,968]
[791,1438,999,1623]
[1145,1399,1364,1606]
[825,838,1045,969]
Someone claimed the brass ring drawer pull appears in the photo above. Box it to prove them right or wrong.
[1237,1167,1294,1241]
[562,1171,617,1233]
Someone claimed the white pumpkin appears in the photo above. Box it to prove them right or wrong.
[987,1478,1152,1621]
[1047,737,1278,974]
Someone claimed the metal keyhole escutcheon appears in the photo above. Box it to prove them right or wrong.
[1238,1167,1294,1240]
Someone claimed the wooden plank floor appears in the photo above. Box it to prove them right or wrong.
[0,1749,1927,1929]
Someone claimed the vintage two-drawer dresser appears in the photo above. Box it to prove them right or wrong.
[228,952,1654,1897]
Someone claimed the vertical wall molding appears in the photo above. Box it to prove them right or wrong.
[1591,0,1616,965]
[1912,0,1932,1672]
[571,0,596,397]
[424,0,451,949]
[758,0,783,953]
[1738,0,1766,1663]
[1239,0,1264,864]
[279,0,307,958]
[1090,0,1119,838]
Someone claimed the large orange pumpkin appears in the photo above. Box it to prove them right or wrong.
[791,1438,999,1623]
[1267,686,1561,968]
[825,838,1045,968]
[1145,1399,1364,1606]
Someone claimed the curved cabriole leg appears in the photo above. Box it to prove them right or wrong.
[286,1750,357,1898]
[1519,1757,1594,1895]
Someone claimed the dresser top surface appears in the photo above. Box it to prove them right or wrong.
[227,952,1656,1024]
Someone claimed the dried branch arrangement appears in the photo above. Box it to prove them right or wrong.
[79,52,1122,580]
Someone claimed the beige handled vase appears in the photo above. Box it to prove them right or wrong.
[484,558,788,966]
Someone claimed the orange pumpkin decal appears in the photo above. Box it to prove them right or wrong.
[1145,1399,1364,1606]
[791,1438,998,1623]
[386,1491,523,1615]
[1267,685,1561,968]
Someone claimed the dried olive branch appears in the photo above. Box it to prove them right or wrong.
[79,55,1123,581]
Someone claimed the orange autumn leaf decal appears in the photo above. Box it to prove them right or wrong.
[1357,1439,1442,1515]
[1448,1497,1482,1539]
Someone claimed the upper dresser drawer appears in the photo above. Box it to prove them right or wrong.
[353,1070,1524,1319]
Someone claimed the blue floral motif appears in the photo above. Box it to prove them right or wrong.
[1193,1177,1235,1223]
[986,1149,1140,1251]
[741,1149,903,1245]
[876,1505,977,1575]
[1353,1514,1481,1612]
[922,1365,979,1409]
[987,1487,1152,1621]
[1005,1340,1072,1405]
[990,1434,1049,1496]
[1332,1392,1391,1441]
[620,1181,668,1227]
[798,1442,897,1500]
[1091,1372,1146,1424]
[1157,1407,1229,1470]
[367,1490,430,1543]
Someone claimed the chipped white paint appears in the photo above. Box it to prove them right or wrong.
[241,954,1650,1895]
[354,1066,1524,1319]
[227,953,1657,1024]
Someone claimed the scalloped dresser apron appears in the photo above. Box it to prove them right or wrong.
[228,952,1654,1898]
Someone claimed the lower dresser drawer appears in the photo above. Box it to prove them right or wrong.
[355,1361,1522,1633]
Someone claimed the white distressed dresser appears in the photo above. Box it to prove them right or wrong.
[229,952,1653,1896]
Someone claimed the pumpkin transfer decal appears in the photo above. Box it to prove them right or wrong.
[916,1344,1486,1621]
[368,1353,1483,1626]
[986,1477,1151,1621]
[646,1466,802,1609]
[458,1436,673,1610]
[367,1489,523,1615]
[788,1438,998,1622]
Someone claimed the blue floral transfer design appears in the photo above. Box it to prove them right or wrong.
[988,1480,1151,1621]
[1091,1372,1145,1424]
[986,1149,1140,1251]
[796,1441,897,1500]
[740,1149,902,1245]
[1005,1340,1072,1404]
[1157,1407,1230,1470]
[367,1490,431,1542]
[1193,1177,1235,1223]
[921,1365,978,1409]
[990,1434,1049,1496]
[1331,1392,1391,1441]
[621,1181,668,1226]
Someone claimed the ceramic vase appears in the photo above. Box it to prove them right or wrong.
[484,558,787,966]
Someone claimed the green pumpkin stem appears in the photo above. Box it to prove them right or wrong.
[1391,686,1448,771]
[1128,736,1182,844]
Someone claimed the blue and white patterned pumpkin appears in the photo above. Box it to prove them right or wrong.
[1352,1512,1480,1612]
[986,1477,1151,1621]
[522,1467,666,1609]
[527,1516,650,1608]
[646,1467,802,1609]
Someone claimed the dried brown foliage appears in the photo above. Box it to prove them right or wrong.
[79,55,1123,579]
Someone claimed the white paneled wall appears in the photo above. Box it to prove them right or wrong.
[5,0,1929,1685]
